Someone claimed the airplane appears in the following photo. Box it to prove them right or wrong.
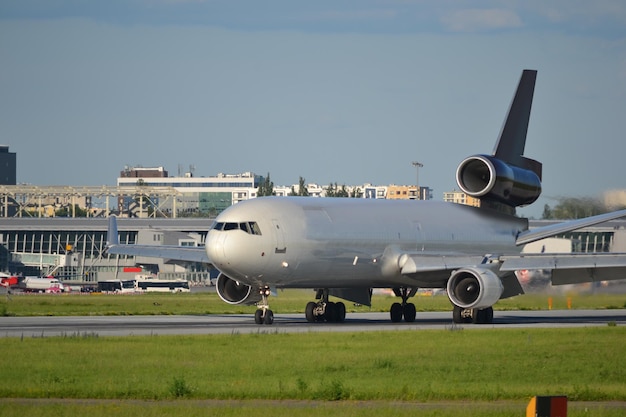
[106,69,626,325]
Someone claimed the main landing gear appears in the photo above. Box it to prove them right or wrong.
[305,289,347,323]
[254,286,274,325]
[390,287,417,323]
[452,305,494,324]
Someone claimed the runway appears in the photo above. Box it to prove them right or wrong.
[1,309,625,338]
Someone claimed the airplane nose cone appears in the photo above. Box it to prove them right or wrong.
[206,231,226,267]
[207,230,266,281]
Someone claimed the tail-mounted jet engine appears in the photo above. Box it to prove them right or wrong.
[215,273,262,305]
[446,267,503,310]
[456,155,541,207]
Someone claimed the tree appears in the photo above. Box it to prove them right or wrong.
[542,197,607,220]
[325,182,362,198]
[325,182,338,197]
[289,177,309,196]
[257,172,274,197]
[350,187,363,198]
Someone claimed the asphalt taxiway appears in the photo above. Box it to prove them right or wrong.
[1,309,625,338]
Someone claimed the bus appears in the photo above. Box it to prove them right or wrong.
[97,279,137,293]
[136,278,190,293]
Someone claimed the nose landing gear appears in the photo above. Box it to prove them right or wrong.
[254,286,274,325]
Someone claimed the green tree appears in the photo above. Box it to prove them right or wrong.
[350,187,363,198]
[325,182,338,197]
[289,177,309,196]
[326,182,362,198]
[257,172,274,197]
[542,197,606,219]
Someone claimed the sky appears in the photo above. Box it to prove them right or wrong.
[1,1,626,218]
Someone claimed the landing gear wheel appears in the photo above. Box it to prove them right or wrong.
[305,302,316,323]
[305,290,348,324]
[403,303,416,323]
[324,302,337,322]
[453,305,463,323]
[254,309,264,324]
[390,287,418,323]
[255,286,274,325]
[453,305,472,324]
[390,302,403,323]
[336,302,346,323]
[472,307,493,324]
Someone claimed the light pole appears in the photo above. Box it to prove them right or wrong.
[411,161,423,200]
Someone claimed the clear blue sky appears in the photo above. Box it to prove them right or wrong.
[1,1,625,218]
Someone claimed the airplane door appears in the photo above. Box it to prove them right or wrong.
[272,219,287,254]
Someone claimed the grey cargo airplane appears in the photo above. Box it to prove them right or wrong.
[106,70,626,325]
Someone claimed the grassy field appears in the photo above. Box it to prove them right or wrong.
[0,328,625,416]
[1,290,625,416]
[1,289,625,317]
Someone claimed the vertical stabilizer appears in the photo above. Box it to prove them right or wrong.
[492,69,541,179]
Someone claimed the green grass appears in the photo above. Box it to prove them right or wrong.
[1,289,625,317]
[1,290,625,416]
[0,328,625,416]
[0,328,624,402]
[1,399,624,417]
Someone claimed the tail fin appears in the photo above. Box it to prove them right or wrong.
[492,69,542,180]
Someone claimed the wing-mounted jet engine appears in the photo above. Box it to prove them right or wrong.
[456,69,542,214]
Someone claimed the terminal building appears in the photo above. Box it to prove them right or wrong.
[1,215,626,288]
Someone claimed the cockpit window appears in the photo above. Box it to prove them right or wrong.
[212,221,262,235]
[249,222,262,235]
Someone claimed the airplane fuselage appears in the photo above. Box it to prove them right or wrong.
[206,197,528,290]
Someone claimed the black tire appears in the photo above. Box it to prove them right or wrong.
[452,305,463,324]
[336,302,346,323]
[254,309,264,325]
[390,302,403,323]
[263,309,274,325]
[325,302,337,322]
[305,302,316,323]
[403,303,416,323]
[472,307,494,324]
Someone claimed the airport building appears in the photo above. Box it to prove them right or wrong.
[1,215,625,287]
[443,190,481,207]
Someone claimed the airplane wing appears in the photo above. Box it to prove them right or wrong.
[105,216,211,264]
[515,209,626,246]
[398,210,626,295]
[499,253,626,285]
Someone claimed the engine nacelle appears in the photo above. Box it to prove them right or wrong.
[215,273,262,305]
[456,155,541,207]
[446,267,503,309]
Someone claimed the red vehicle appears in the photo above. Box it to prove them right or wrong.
[0,273,19,288]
